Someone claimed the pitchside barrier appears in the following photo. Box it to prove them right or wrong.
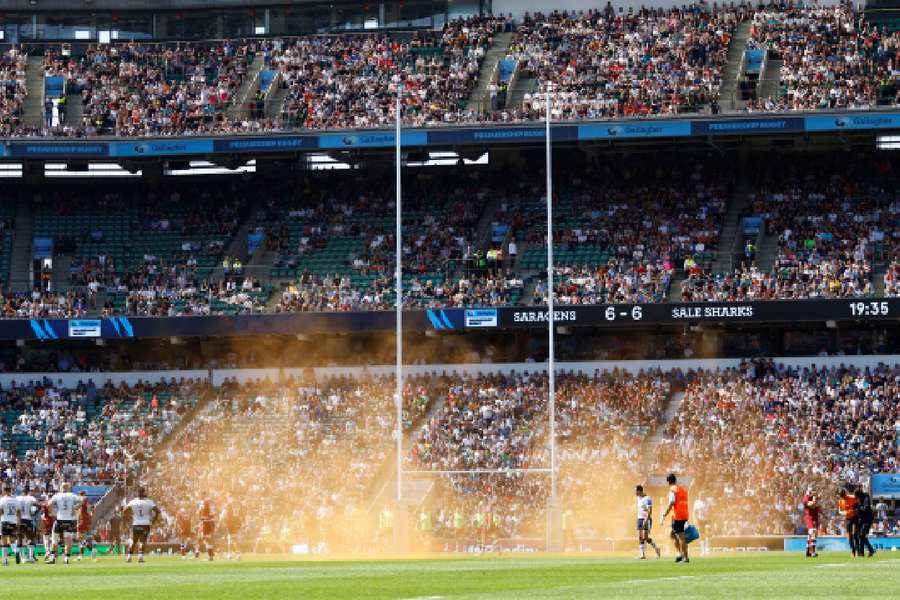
[783,536,900,553]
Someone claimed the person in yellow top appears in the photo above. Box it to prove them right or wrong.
[662,473,690,564]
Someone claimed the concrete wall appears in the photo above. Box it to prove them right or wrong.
[0,370,208,390]
[4,354,897,389]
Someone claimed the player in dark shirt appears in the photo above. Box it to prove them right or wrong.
[108,509,123,556]
[855,487,876,557]
[198,499,216,561]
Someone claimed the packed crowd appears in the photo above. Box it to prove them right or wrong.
[0,46,27,137]
[745,2,899,112]
[44,40,259,136]
[277,16,505,129]
[682,155,895,301]
[522,160,728,305]
[147,374,440,550]
[0,5,894,139]
[408,370,670,540]
[1,377,208,499]
[653,359,900,536]
[3,362,899,545]
[0,290,88,319]
[511,5,742,120]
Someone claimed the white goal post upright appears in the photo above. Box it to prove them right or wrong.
[546,90,561,552]
[546,92,556,504]
[395,91,404,507]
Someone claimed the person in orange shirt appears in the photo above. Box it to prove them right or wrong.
[838,487,859,557]
[662,473,690,563]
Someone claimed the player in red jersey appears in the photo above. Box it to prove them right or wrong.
[802,487,820,558]
[40,498,54,564]
[76,491,96,561]
[197,499,216,561]
[176,508,193,558]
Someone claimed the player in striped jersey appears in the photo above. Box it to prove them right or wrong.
[635,485,660,559]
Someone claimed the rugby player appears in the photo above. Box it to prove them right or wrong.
[48,483,81,564]
[0,485,20,566]
[198,498,216,561]
[176,507,193,558]
[635,485,660,559]
[801,487,820,557]
[76,491,96,561]
[125,487,159,564]
[221,498,243,560]
[40,495,55,563]
[16,484,39,563]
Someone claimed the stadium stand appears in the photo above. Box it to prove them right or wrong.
[148,374,440,548]
[44,40,260,136]
[0,46,27,136]
[652,359,900,536]
[0,377,208,495]
[510,5,743,119]
[0,4,890,138]
[745,2,900,112]
[682,153,897,301]
[409,370,670,541]
[276,16,505,129]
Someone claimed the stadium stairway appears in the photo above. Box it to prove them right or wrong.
[64,91,84,127]
[874,268,886,297]
[506,76,537,111]
[718,20,753,112]
[666,276,684,302]
[210,216,256,282]
[711,174,754,274]
[640,391,685,472]
[755,229,779,272]
[8,198,34,292]
[23,55,45,128]
[265,84,290,120]
[466,31,513,113]
[227,53,266,121]
[51,252,73,292]
[757,59,784,102]
[474,194,505,254]
[366,391,449,517]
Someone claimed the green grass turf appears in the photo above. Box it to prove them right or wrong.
[1,553,899,599]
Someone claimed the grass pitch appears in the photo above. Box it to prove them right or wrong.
[2,552,899,599]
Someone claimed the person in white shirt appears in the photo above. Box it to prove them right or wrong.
[49,483,81,564]
[16,484,39,563]
[635,485,660,559]
[0,485,21,566]
[693,496,710,556]
[125,487,159,564]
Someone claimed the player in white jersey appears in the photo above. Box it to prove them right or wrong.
[635,485,660,559]
[16,484,39,563]
[1,485,21,566]
[49,483,81,564]
[125,487,159,564]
